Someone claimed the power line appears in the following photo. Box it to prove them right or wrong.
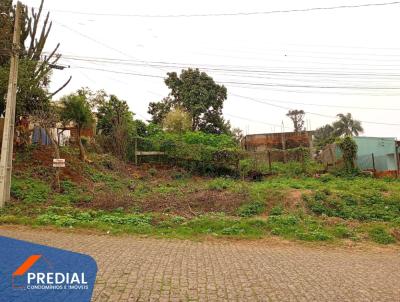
[37,1,400,18]
[54,21,168,73]
[65,64,400,123]
[225,113,283,128]
[71,65,164,79]
[56,49,400,71]
[67,63,282,127]
[64,66,398,96]
[53,20,400,95]
[55,54,400,78]
[193,50,400,68]
[226,82,400,96]
[63,62,400,90]
[231,94,400,126]
[229,93,400,111]
[196,45,400,59]
[60,64,400,127]
[222,80,400,90]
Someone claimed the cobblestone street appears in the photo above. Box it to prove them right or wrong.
[1,226,399,302]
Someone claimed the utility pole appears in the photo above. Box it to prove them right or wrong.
[0,2,22,207]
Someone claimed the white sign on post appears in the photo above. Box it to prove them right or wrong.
[53,159,66,168]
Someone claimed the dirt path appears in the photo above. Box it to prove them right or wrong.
[1,226,399,302]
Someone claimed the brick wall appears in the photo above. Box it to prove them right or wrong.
[243,132,313,152]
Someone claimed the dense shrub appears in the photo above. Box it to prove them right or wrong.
[138,131,242,175]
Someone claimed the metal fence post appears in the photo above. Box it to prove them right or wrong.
[268,150,272,172]
[372,153,376,172]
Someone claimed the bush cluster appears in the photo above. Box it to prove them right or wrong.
[138,131,243,175]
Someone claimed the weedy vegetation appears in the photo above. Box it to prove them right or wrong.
[2,144,400,245]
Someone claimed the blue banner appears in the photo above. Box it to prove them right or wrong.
[0,236,97,302]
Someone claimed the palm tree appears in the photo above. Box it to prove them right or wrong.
[333,113,364,137]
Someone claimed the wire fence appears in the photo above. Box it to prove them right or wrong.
[133,136,241,176]
[245,148,311,164]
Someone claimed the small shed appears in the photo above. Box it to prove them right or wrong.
[319,136,400,173]
[353,137,398,171]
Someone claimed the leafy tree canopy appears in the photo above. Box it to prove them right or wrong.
[314,124,335,149]
[134,119,148,137]
[96,94,134,136]
[162,107,192,134]
[60,93,94,130]
[148,68,230,134]
[60,91,94,160]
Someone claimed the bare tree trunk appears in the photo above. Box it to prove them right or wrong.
[77,126,86,161]
[44,127,60,192]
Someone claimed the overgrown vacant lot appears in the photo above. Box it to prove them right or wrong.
[2,146,400,245]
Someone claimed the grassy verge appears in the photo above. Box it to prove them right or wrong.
[1,205,399,244]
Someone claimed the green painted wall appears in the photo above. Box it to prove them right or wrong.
[336,137,398,171]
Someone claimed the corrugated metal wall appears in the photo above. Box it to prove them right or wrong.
[353,137,397,171]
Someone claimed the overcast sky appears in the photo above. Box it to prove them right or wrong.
[20,0,400,137]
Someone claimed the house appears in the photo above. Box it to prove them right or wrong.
[319,136,400,175]
[31,123,95,146]
[0,117,96,147]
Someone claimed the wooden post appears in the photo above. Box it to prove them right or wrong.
[0,2,22,207]
[372,153,376,172]
[281,132,287,163]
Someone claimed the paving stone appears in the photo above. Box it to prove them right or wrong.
[1,226,400,302]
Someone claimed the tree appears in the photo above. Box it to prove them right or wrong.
[148,98,172,125]
[162,108,191,133]
[333,113,363,137]
[148,68,229,134]
[337,136,358,172]
[96,95,135,160]
[0,0,71,116]
[286,109,305,132]
[76,87,107,110]
[60,93,94,161]
[313,124,336,149]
